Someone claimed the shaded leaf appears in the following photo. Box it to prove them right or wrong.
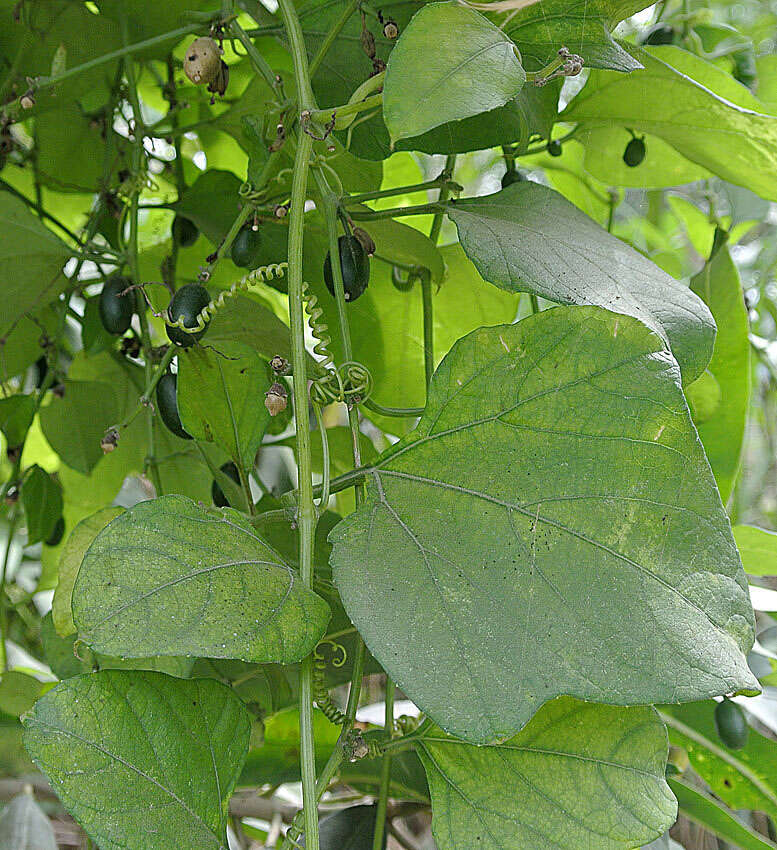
[73,495,330,663]
[418,699,675,850]
[331,307,757,743]
[690,244,750,503]
[733,525,777,577]
[384,3,525,142]
[301,804,382,849]
[0,394,35,448]
[22,465,62,545]
[23,671,250,850]
[0,672,43,717]
[446,181,714,383]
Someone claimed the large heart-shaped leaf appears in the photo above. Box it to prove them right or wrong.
[0,194,70,335]
[418,699,676,850]
[563,46,777,202]
[505,0,652,72]
[22,671,250,850]
[177,340,271,470]
[689,245,750,504]
[383,3,526,143]
[331,307,757,743]
[445,181,714,383]
[73,495,330,663]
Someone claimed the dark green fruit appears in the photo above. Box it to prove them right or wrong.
[45,516,65,547]
[212,461,240,507]
[33,357,48,389]
[172,215,199,247]
[99,276,134,335]
[323,235,370,302]
[166,284,211,347]
[230,227,263,269]
[156,372,191,440]
[547,140,562,157]
[714,698,749,750]
[640,23,678,45]
[501,169,524,188]
[623,137,646,167]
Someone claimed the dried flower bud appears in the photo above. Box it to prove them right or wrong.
[270,355,290,375]
[382,20,399,39]
[183,37,223,86]
[20,93,35,110]
[101,428,119,454]
[352,227,376,257]
[264,382,288,416]
[274,204,288,219]
[207,60,230,97]
[5,486,19,506]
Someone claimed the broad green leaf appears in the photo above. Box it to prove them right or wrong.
[51,506,124,636]
[505,0,652,71]
[0,311,57,381]
[445,181,714,383]
[383,3,526,143]
[733,525,777,577]
[73,495,330,663]
[0,790,57,850]
[418,699,675,850]
[356,215,444,285]
[240,707,340,786]
[22,465,62,545]
[177,340,271,470]
[563,46,777,202]
[175,170,243,243]
[668,776,777,850]
[40,380,122,474]
[690,244,750,503]
[302,805,382,850]
[0,671,43,716]
[684,370,721,423]
[661,702,777,820]
[0,393,35,448]
[0,194,70,335]
[331,307,757,743]
[23,670,250,850]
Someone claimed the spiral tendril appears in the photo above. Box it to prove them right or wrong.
[313,640,348,726]
[165,262,289,334]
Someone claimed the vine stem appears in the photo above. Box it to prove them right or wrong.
[122,23,163,497]
[372,679,395,850]
[276,0,319,845]
[348,202,445,221]
[343,176,453,206]
[0,511,19,672]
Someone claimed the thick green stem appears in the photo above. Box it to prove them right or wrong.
[309,0,359,79]
[229,20,282,93]
[362,398,424,418]
[421,272,434,390]
[348,202,445,221]
[372,679,395,850]
[344,177,451,206]
[0,511,19,672]
[122,29,163,497]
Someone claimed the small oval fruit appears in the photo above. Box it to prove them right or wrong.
[714,698,749,750]
[547,139,562,157]
[183,37,222,86]
[212,461,241,507]
[172,215,199,247]
[99,277,134,335]
[501,169,524,188]
[45,516,65,547]
[166,284,211,347]
[230,227,263,269]
[623,136,646,167]
[156,372,191,440]
[324,235,370,302]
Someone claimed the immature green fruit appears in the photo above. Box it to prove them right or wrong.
[183,37,222,85]
[324,235,370,302]
[230,227,263,269]
[45,516,65,547]
[155,372,191,440]
[212,461,241,507]
[172,215,199,247]
[714,698,749,750]
[166,284,211,347]
[99,276,134,335]
[501,169,524,188]
[547,139,562,157]
[623,137,646,168]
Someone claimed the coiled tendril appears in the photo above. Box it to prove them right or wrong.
[165,262,289,335]
[313,640,348,726]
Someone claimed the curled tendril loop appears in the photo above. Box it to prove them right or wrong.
[165,262,289,334]
[313,640,348,726]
